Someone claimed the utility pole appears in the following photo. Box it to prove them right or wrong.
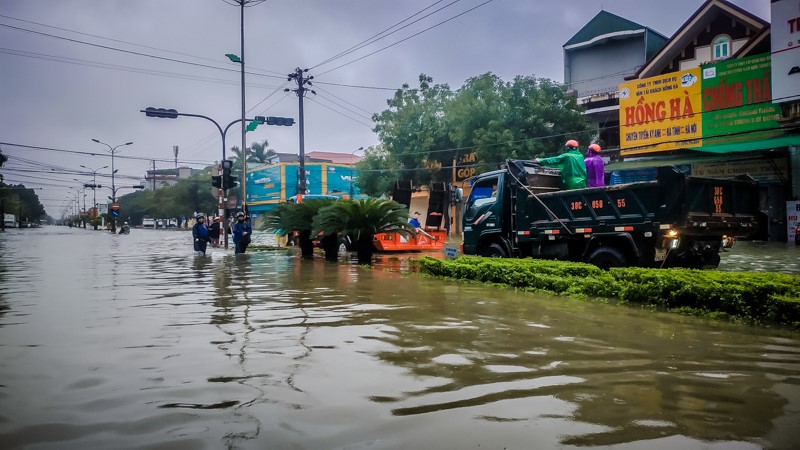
[240,0,247,216]
[173,146,178,169]
[152,160,157,190]
[287,68,315,197]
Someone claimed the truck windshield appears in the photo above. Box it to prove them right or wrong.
[467,178,499,210]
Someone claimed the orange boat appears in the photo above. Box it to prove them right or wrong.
[373,228,447,252]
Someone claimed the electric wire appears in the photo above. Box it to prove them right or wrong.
[316,0,495,77]
[311,0,455,69]
[305,98,373,128]
[0,13,285,76]
[0,23,286,80]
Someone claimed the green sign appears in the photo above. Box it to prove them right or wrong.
[700,54,782,144]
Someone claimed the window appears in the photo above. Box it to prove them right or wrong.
[713,35,730,61]
[466,178,499,212]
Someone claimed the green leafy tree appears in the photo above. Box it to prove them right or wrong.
[354,146,394,197]
[313,198,415,265]
[368,72,592,196]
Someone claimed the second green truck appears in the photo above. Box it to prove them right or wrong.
[461,160,760,269]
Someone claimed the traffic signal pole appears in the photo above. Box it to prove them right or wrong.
[142,108,294,249]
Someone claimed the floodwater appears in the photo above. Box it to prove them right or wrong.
[0,227,799,450]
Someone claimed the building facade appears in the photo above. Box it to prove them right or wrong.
[602,0,799,241]
[563,10,668,149]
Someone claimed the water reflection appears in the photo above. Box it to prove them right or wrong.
[0,228,798,449]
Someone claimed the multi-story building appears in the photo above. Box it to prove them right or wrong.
[563,10,668,149]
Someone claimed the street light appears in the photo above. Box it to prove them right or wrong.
[349,147,363,199]
[80,164,108,208]
[91,139,133,232]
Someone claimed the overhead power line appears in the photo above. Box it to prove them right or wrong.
[0,13,285,76]
[316,0,496,77]
[0,23,286,80]
[311,0,456,69]
[0,142,214,166]
[0,47,285,89]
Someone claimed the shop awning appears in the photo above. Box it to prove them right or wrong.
[689,135,800,154]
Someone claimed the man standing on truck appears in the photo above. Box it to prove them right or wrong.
[535,140,587,189]
[584,143,605,187]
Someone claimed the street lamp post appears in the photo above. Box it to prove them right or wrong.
[349,147,363,199]
[91,139,132,232]
[80,164,109,208]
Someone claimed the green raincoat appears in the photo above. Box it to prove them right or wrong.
[538,148,588,190]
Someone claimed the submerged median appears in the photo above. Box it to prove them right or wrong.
[418,256,800,329]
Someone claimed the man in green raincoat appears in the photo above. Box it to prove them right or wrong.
[535,139,587,190]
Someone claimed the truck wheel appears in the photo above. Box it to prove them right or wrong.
[587,246,628,269]
[481,243,507,258]
[698,253,721,269]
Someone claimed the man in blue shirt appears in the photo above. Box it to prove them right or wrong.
[232,211,252,254]
[409,211,422,228]
[192,214,210,255]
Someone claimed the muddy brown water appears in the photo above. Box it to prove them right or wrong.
[0,227,798,449]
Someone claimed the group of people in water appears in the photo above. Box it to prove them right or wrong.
[535,139,605,189]
[192,212,252,255]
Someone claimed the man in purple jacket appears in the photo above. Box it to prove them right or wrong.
[585,144,605,187]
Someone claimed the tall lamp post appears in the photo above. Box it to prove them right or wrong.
[91,139,132,232]
[349,147,363,198]
[80,164,108,208]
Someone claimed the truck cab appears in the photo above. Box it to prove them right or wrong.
[462,172,507,256]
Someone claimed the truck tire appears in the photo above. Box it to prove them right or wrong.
[697,253,721,269]
[481,243,507,258]
[587,246,628,269]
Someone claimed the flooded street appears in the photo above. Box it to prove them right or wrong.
[1,227,799,450]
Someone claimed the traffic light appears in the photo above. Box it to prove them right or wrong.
[254,116,295,126]
[211,175,222,189]
[144,107,179,119]
[221,159,238,189]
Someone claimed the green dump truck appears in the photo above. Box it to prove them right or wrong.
[461,160,760,269]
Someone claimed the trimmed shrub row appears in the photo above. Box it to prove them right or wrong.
[418,256,800,329]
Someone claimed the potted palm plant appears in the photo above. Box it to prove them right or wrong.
[313,198,415,265]
[262,198,337,260]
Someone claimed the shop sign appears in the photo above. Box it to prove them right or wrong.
[691,157,789,183]
[771,0,800,103]
[701,54,782,143]
[455,152,478,181]
[619,68,703,154]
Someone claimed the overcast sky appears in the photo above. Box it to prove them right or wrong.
[0,0,768,216]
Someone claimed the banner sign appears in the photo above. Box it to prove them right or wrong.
[620,54,783,155]
[619,68,703,153]
[701,54,781,143]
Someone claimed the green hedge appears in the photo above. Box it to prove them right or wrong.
[418,256,800,329]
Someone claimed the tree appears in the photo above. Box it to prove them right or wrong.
[367,73,592,196]
[261,198,337,260]
[249,140,275,164]
[313,198,415,265]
